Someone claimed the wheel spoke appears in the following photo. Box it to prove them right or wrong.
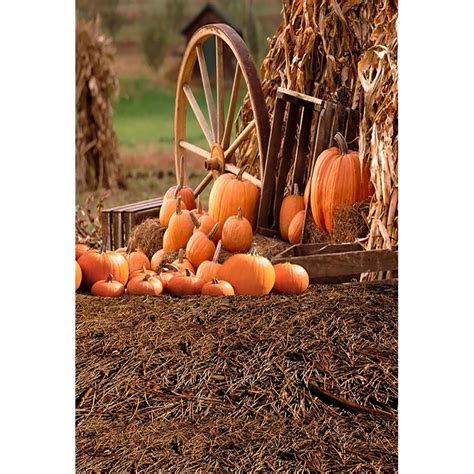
[194,171,214,197]
[222,64,242,149]
[224,163,262,188]
[179,140,211,160]
[216,37,224,143]
[196,45,217,142]
[183,83,214,148]
[224,119,256,161]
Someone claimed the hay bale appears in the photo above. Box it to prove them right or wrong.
[332,202,369,244]
[76,19,122,192]
[127,218,165,258]
[219,234,290,262]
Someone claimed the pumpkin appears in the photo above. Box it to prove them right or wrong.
[164,155,196,210]
[190,211,219,244]
[201,279,235,296]
[115,247,128,256]
[129,265,157,281]
[150,249,164,272]
[273,263,309,294]
[186,223,219,269]
[127,273,163,296]
[159,186,188,227]
[219,243,275,296]
[163,197,194,252]
[221,207,253,253]
[91,274,125,297]
[167,268,205,296]
[75,243,90,261]
[310,132,373,233]
[125,249,150,273]
[157,264,182,291]
[192,196,208,219]
[78,249,129,289]
[288,210,306,245]
[208,166,260,239]
[172,248,195,273]
[303,181,311,208]
[75,261,82,290]
[279,183,305,241]
[196,240,223,282]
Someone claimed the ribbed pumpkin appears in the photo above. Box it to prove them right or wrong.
[164,155,196,210]
[222,207,253,253]
[219,243,275,296]
[172,248,196,273]
[208,166,260,239]
[75,261,82,290]
[196,240,222,282]
[279,183,305,241]
[273,263,309,294]
[129,266,157,281]
[157,264,182,291]
[78,249,129,289]
[160,186,188,227]
[127,273,163,296]
[310,132,373,233]
[125,249,150,273]
[91,274,125,297]
[201,279,235,296]
[167,268,205,296]
[163,197,194,252]
[288,210,306,245]
[75,243,90,261]
[186,223,219,269]
[150,249,164,271]
[190,211,219,244]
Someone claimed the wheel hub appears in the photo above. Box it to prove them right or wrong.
[205,143,226,179]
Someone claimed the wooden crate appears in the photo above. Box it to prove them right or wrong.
[272,242,398,284]
[257,87,359,241]
[101,197,163,250]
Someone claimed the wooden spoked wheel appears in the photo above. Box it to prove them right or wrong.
[174,24,270,197]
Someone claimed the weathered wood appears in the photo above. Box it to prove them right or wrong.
[179,140,211,160]
[224,163,262,188]
[293,104,315,189]
[332,103,347,143]
[313,102,335,161]
[183,83,214,148]
[345,109,360,147]
[196,45,217,141]
[194,171,214,197]
[222,64,242,149]
[277,87,324,108]
[274,242,363,258]
[224,119,256,161]
[216,37,225,143]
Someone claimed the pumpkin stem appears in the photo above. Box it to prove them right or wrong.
[178,248,184,263]
[106,274,113,283]
[249,243,258,256]
[175,196,183,214]
[208,223,219,241]
[237,207,243,220]
[236,165,248,181]
[143,273,152,282]
[212,240,222,263]
[173,184,183,200]
[211,278,219,284]
[334,132,349,155]
[190,210,200,229]
[162,263,180,273]
[293,183,300,195]
[185,268,192,277]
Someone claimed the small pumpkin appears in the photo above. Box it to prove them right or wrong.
[91,274,125,297]
[186,223,219,269]
[164,155,196,210]
[163,197,194,252]
[219,243,275,296]
[159,186,188,227]
[192,196,208,219]
[150,249,165,272]
[288,210,306,245]
[129,265,157,281]
[75,243,90,261]
[221,207,253,253]
[75,261,82,290]
[279,183,305,241]
[310,132,373,233]
[273,263,309,294]
[157,264,182,291]
[201,278,235,296]
[78,249,129,289]
[196,240,223,282]
[125,249,150,273]
[190,211,219,244]
[208,165,260,239]
[167,268,205,296]
[172,248,196,273]
[127,273,163,296]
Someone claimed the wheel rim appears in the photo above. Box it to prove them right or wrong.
[174,23,270,197]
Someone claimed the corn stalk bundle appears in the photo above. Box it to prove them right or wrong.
[76,19,121,192]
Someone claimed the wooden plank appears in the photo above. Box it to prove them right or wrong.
[292,104,314,189]
[345,109,360,148]
[256,227,280,238]
[313,102,335,161]
[273,242,364,259]
[183,83,214,148]
[196,45,217,141]
[277,87,324,108]
[257,97,286,229]
[111,211,123,249]
[332,103,347,140]
[224,163,262,188]
[101,211,111,250]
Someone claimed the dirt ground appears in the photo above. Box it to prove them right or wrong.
[76,281,398,471]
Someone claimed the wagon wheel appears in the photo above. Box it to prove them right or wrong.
[174,23,270,197]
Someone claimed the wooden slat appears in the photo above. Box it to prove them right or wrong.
[277,87,324,108]
[111,211,123,249]
[292,105,314,189]
[222,65,242,149]
[345,109,360,147]
[216,37,224,143]
[196,45,217,141]
[273,242,364,259]
[224,163,262,188]
[332,103,347,141]
[179,140,211,160]
[101,211,111,250]
[194,171,214,197]
[312,102,336,162]
[183,83,214,148]
[224,119,256,161]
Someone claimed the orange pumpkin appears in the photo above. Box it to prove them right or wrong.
[75,261,82,290]
[167,268,205,296]
[310,132,373,233]
[190,211,219,244]
[279,183,305,241]
[221,207,253,253]
[273,263,309,294]
[192,195,208,219]
[159,186,188,227]
[75,243,90,261]
[172,248,196,273]
[129,266,157,281]
[303,181,311,208]
[208,166,260,239]
[196,240,223,282]
[158,264,182,291]
[219,243,275,296]
[201,279,235,296]
[186,223,219,269]
[127,273,163,296]
[163,197,194,252]
[164,156,196,210]
[91,274,125,297]
[125,249,150,273]
[288,210,306,245]
[78,249,129,289]
[150,249,165,271]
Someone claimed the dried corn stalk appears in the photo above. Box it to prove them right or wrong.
[76,19,121,191]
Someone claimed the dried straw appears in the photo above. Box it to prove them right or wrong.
[127,218,165,258]
[75,192,109,247]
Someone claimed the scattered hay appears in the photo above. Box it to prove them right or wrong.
[220,234,290,261]
[76,282,398,471]
[332,202,369,244]
[127,218,165,258]
[303,214,331,244]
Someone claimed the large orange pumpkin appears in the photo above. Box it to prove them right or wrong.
[310,132,373,233]
[208,166,260,239]
[279,184,305,241]
[196,240,222,282]
[163,197,194,252]
[91,274,125,297]
[75,261,82,290]
[288,210,305,245]
[164,155,196,210]
[186,223,219,269]
[219,243,275,296]
[273,263,309,294]
[78,249,129,289]
[222,207,253,253]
